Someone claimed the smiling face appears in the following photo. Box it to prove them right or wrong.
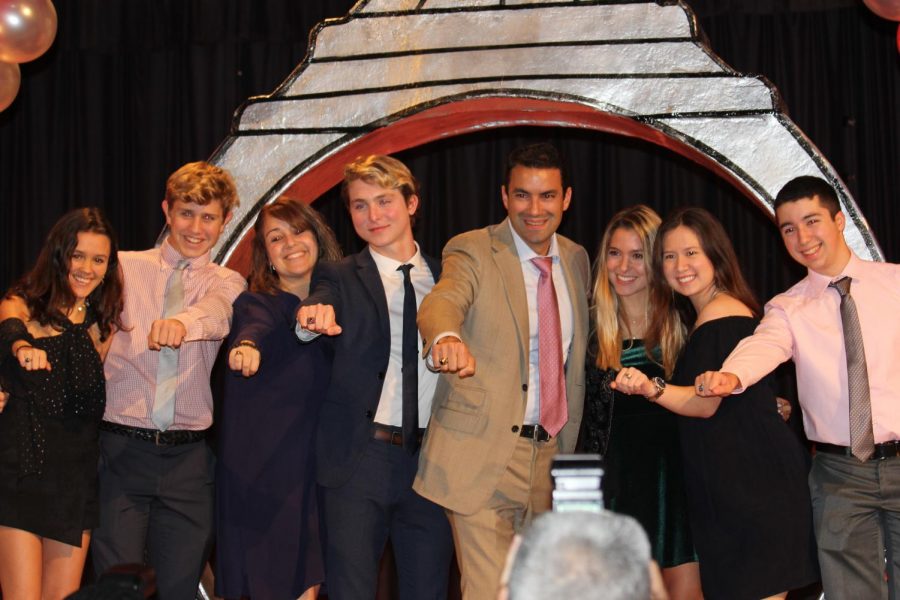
[502,166,571,256]
[263,214,319,289]
[776,195,851,277]
[347,178,418,261]
[162,199,232,259]
[661,225,718,309]
[606,226,649,298]
[68,231,111,301]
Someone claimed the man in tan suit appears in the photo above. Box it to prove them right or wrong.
[414,143,590,599]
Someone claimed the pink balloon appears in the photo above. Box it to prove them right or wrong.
[0,0,57,63]
[864,0,900,21]
[0,60,20,111]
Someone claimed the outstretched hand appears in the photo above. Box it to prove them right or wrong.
[430,336,476,378]
[297,304,342,336]
[694,371,740,397]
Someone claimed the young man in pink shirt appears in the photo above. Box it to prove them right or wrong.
[697,176,900,598]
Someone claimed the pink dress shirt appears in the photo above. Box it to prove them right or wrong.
[723,253,900,445]
[103,239,246,430]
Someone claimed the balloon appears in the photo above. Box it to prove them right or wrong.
[0,0,57,64]
[0,60,20,111]
[863,0,900,21]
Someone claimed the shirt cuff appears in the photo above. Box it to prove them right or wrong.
[295,323,320,342]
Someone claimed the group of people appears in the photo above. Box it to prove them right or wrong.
[0,143,896,600]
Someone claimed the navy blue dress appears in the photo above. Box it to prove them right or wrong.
[215,290,331,599]
[673,317,818,599]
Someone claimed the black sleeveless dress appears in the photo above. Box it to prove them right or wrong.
[673,317,819,599]
[0,316,106,546]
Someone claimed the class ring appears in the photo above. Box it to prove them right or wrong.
[439,357,448,366]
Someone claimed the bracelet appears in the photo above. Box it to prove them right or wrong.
[235,340,258,350]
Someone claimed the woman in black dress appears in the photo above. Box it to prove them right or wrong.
[578,205,701,599]
[215,197,341,600]
[613,207,818,600]
[0,208,123,599]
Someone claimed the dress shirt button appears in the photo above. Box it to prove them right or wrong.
[521,384,527,392]
[377,372,385,380]
[365,410,373,419]
[511,425,520,434]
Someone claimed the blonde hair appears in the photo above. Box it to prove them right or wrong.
[591,205,661,370]
[165,161,239,216]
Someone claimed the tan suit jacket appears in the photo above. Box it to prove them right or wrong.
[413,220,590,515]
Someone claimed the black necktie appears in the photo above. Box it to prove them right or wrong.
[397,264,418,453]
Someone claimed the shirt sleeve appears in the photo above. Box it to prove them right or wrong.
[177,268,247,342]
[721,300,795,392]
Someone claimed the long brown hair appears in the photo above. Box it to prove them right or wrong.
[8,207,124,341]
[248,197,342,295]
[646,206,760,376]
[591,205,661,370]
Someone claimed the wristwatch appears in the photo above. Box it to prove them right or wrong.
[648,376,666,402]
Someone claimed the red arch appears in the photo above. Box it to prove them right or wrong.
[225,96,751,273]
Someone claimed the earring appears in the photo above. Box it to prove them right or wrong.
[269,264,275,273]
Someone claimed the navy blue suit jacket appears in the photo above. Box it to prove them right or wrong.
[302,247,441,488]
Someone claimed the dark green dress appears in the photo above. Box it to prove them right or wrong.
[578,340,696,567]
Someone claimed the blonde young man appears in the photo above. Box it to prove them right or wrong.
[92,162,246,599]
[296,155,453,600]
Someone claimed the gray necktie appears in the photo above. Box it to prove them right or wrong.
[152,260,188,431]
[830,276,874,461]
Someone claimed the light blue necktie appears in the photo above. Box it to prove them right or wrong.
[152,260,188,431]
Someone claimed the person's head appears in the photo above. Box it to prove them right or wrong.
[506,511,651,600]
[648,207,758,375]
[10,207,124,341]
[591,205,661,370]
[341,154,419,261]
[774,176,850,277]
[248,196,342,295]
[502,143,572,256]
[162,161,238,259]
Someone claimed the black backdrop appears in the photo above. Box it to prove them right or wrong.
[1,0,898,307]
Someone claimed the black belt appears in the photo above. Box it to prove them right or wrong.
[816,441,900,461]
[100,421,208,446]
[372,424,425,447]
[519,424,552,442]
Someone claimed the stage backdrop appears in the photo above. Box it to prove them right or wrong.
[0,0,897,307]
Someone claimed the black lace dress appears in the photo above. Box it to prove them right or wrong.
[0,316,106,546]
[578,339,696,567]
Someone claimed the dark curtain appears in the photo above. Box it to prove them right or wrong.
[1,1,897,304]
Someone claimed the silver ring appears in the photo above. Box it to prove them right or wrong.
[698,383,704,392]
[439,357,448,366]
[235,350,243,357]
[24,357,31,364]
[307,317,316,325]
[624,372,631,379]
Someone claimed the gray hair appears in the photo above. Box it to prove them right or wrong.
[508,511,651,600]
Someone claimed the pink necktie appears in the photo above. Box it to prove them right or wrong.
[531,257,567,436]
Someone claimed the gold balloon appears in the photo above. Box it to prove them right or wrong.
[863,0,900,21]
[0,0,57,64]
[0,60,20,111]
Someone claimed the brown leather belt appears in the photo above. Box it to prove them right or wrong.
[816,441,900,461]
[372,424,425,447]
[100,421,207,446]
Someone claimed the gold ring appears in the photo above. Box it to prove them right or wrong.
[624,372,631,379]
[235,350,243,357]
[24,357,31,363]
[439,357,448,366]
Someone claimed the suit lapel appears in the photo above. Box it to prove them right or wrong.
[356,248,391,341]
[491,221,530,357]
[558,242,587,352]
